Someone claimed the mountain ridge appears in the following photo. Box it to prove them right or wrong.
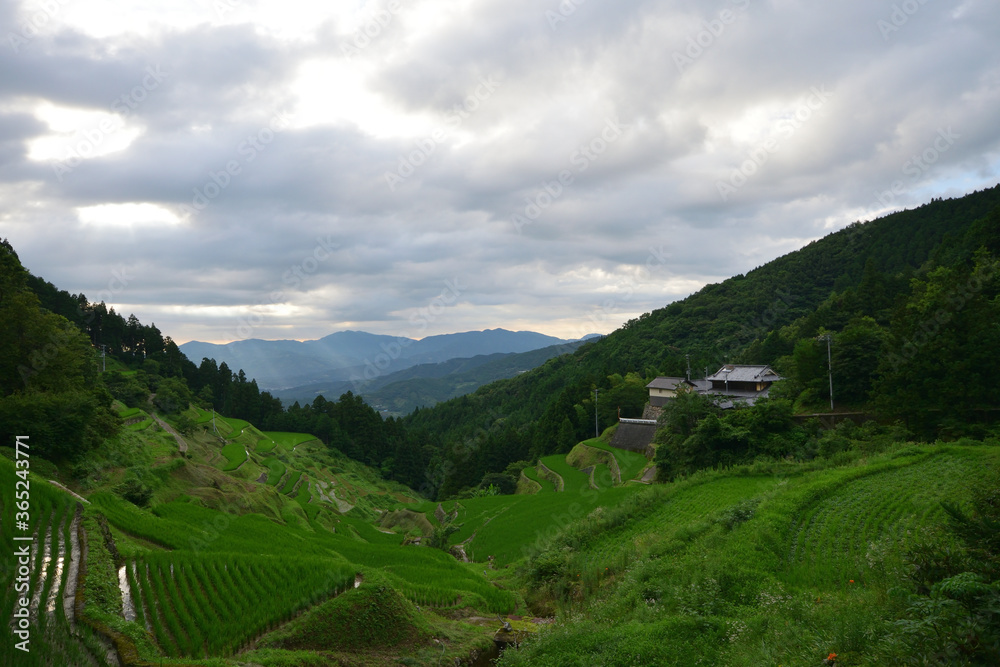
[179,327,583,390]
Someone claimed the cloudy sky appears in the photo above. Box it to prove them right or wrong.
[2,0,999,344]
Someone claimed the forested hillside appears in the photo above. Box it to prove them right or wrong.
[401,185,1000,497]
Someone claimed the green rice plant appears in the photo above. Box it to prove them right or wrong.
[540,454,591,493]
[592,463,614,489]
[469,486,638,565]
[219,441,248,471]
[136,552,356,657]
[281,469,303,495]
[784,451,981,588]
[261,457,286,486]
[522,465,555,492]
[261,431,318,453]
[582,437,650,482]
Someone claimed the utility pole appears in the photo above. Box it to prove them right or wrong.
[594,388,599,438]
[100,344,106,372]
[685,354,691,381]
[823,334,834,411]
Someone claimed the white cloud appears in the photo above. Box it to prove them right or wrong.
[76,202,182,228]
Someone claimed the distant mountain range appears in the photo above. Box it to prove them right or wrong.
[272,340,591,414]
[179,329,597,396]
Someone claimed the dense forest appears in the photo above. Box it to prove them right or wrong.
[2,184,999,500]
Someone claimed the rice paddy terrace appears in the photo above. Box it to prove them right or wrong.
[2,403,995,666]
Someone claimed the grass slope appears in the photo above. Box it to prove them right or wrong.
[498,444,1000,666]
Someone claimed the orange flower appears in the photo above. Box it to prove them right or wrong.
[849,579,854,584]
[827,652,837,660]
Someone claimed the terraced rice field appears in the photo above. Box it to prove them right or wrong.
[89,483,518,643]
[219,441,248,471]
[539,454,592,493]
[592,463,615,489]
[130,553,356,657]
[785,450,983,587]
[468,486,638,565]
[261,431,318,453]
[581,474,780,564]
[0,460,109,666]
[261,457,286,485]
[583,437,650,482]
[281,470,304,494]
[522,465,555,492]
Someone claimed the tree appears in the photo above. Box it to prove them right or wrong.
[831,317,887,405]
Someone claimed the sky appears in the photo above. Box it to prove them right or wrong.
[1,0,999,345]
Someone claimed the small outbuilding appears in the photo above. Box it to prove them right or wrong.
[645,377,696,407]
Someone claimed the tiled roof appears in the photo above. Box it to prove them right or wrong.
[706,364,783,383]
[646,377,690,390]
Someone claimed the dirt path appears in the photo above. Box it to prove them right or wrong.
[47,480,90,504]
[151,414,188,453]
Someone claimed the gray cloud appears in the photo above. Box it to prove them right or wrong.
[2,0,999,344]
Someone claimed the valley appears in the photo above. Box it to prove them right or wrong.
[2,186,999,665]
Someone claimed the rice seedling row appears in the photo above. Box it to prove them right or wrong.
[785,452,980,586]
[0,465,106,667]
[134,552,356,657]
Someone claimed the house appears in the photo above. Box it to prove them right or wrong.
[703,364,783,407]
[644,365,783,409]
[645,376,696,407]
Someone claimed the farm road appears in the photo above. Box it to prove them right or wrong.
[151,413,188,453]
